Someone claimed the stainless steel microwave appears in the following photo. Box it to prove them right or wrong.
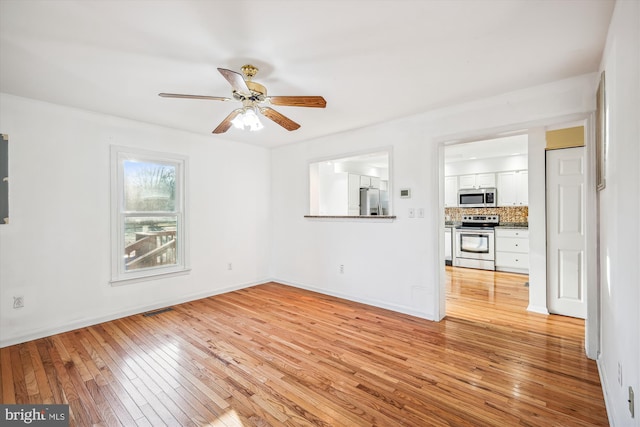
[458,188,497,208]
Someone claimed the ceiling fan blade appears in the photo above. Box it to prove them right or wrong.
[217,68,251,94]
[269,96,326,108]
[212,109,242,134]
[260,107,301,131]
[159,93,230,101]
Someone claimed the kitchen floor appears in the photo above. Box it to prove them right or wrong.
[446,266,530,322]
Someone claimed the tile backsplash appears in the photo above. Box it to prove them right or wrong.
[445,206,528,224]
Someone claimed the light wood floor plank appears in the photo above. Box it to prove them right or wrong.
[0,268,608,426]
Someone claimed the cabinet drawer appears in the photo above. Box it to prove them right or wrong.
[496,236,529,253]
[496,252,530,269]
[495,228,529,239]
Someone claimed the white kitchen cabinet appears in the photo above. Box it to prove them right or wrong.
[497,171,517,206]
[517,170,528,205]
[370,177,381,189]
[476,173,496,188]
[458,174,476,189]
[444,176,458,207]
[495,228,529,274]
[360,175,371,188]
[348,174,360,215]
[458,173,495,189]
[497,170,528,206]
[445,227,453,265]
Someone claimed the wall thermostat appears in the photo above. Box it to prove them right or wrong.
[400,188,411,198]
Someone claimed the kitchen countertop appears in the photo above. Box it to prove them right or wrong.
[495,223,528,229]
[445,221,528,229]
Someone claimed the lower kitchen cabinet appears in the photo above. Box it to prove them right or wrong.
[445,226,453,265]
[495,228,529,274]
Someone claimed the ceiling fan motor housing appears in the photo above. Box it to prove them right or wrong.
[246,81,267,97]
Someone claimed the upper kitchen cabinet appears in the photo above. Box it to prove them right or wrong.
[444,176,458,207]
[517,171,528,205]
[359,175,381,188]
[497,170,528,206]
[458,173,495,189]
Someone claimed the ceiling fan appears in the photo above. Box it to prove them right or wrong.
[159,64,326,134]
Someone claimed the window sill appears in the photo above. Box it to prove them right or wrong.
[110,268,191,287]
[304,215,396,222]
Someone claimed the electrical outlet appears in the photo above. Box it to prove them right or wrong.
[408,208,415,218]
[227,262,233,270]
[13,296,24,309]
[339,264,344,274]
[417,208,424,218]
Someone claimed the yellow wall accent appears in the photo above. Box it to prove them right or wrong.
[545,126,584,150]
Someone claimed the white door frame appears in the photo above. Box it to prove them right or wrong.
[437,113,600,359]
[584,113,600,359]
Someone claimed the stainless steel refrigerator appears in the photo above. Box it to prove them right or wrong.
[360,188,388,215]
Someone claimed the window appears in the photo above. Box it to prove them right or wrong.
[308,149,391,216]
[111,146,188,284]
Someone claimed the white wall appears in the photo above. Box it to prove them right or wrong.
[525,127,549,315]
[271,126,440,318]
[0,94,272,347]
[597,1,640,425]
[271,73,596,322]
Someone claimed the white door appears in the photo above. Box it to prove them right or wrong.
[546,147,586,318]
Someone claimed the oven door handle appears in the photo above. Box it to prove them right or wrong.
[461,247,489,253]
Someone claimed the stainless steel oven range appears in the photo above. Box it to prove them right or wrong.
[454,215,499,271]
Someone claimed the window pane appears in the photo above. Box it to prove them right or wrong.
[124,161,176,212]
[124,216,178,271]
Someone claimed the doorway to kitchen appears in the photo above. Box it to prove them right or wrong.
[443,134,531,321]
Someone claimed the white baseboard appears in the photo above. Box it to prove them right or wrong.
[274,278,436,321]
[526,304,550,315]
[597,358,618,427]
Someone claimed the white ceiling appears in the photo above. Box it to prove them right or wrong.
[0,0,615,149]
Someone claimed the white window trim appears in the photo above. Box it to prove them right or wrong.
[110,146,190,285]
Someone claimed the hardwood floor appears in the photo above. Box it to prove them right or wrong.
[1,268,608,426]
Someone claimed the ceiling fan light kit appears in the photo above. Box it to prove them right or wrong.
[159,64,326,134]
[231,107,264,132]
